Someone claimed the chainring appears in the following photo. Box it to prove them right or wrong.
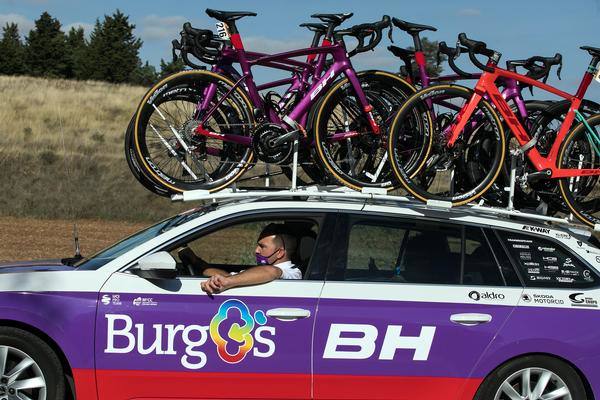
[252,123,293,164]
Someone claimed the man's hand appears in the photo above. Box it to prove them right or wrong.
[200,265,282,295]
[201,274,232,294]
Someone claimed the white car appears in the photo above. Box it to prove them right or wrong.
[0,190,599,400]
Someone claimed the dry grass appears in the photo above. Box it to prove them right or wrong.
[0,75,145,155]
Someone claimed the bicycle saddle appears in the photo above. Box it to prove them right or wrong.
[392,18,437,33]
[205,9,257,22]
[581,46,600,57]
[311,13,354,25]
[299,22,328,32]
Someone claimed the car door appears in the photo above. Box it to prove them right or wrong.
[94,212,335,400]
[312,213,523,400]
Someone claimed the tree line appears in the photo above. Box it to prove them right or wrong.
[0,10,184,86]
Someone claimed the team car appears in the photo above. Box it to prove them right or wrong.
[1,190,600,400]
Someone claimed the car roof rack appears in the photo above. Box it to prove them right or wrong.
[171,185,598,234]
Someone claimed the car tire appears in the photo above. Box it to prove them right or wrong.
[474,354,587,400]
[0,326,66,400]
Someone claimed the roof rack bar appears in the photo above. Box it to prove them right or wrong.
[171,186,591,231]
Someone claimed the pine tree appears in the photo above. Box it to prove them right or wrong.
[130,60,157,86]
[84,10,142,83]
[403,38,446,78]
[159,57,185,79]
[24,11,68,77]
[65,26,87,79]
[0,23,25,75]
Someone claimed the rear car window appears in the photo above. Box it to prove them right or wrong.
[497,229,598,288]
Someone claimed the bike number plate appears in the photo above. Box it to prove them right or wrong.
[215,22,230,40]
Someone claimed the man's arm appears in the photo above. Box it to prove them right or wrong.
[201,265,282,294]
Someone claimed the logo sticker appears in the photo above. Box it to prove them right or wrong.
[209,299,267,364]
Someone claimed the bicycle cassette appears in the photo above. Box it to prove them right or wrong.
[252,123,293,164]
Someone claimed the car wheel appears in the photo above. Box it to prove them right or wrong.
[474,355,587,400]
[0,327,65,400]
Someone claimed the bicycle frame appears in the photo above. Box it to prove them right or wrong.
[447,60,600,179]
[193,34,379,146]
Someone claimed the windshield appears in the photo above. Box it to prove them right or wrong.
[76,206,213,270]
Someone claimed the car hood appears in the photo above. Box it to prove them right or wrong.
[0,260,74,274]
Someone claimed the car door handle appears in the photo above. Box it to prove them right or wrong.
[450,313,492,326]
[266,308,311,321]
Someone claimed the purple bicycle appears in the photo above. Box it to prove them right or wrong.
[127,9,417,195]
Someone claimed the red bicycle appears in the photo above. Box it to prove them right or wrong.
[388,33,600,227]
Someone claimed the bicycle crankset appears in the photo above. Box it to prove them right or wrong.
[252,123,293,164]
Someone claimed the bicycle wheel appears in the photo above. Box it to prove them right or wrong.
[558,113,600,227]
[132,70,255,194]
[124,114,172,197]
[388,84,505,205]
[313,71,416,191]
[504,100,600,213]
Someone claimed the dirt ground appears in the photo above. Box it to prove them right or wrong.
[0,216,147,262]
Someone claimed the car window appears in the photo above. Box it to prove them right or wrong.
[463,227,504,286]
[170,218,319,278]
[339,218,507,286]
[497,229,598,288]
[76,206,213,271]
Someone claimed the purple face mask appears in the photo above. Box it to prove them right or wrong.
[255,249,280,265]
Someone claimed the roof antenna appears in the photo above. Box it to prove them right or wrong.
[73,223,81,259]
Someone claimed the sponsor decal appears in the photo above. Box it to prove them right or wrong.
[468,290,506,301]
[569,293,599,308]
[521,294,532,302]
[507,238,533,244]
[563,258,575,268]
[524,262,540,267]
[512,244,530,249]
[323,324,436,361]
[556,277,575,283]
[560,269,580,277]
[543,265,559,273]
[530,275,552,281]
[577,240,583,247]
[132,297,157,307]
[527,267,540,274]
[210,299,267,363]
[531,294,564,305]
[522,225,550,235]
[555,233,571,240]
[542,256,558,263]
[101,294,122,306]
[519,252,532,261]
[538,246,556,252]
[583,270,594,281]
[104,299,276,369]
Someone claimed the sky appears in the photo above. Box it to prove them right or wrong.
[1,0,600,97]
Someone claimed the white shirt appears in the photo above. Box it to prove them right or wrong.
[273,260,302,280]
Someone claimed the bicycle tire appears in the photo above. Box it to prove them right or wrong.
[558,113,600,227]
[388,84,505,205]
[132,70,255,194]
[313,70,417,191]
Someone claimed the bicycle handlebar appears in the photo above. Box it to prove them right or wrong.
[458,32,500,73]
[437,41,475,78]
[346,15,391,57]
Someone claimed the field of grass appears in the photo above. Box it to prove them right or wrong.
[0,75,195,221]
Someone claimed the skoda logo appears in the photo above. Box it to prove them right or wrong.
[468,291,481,301]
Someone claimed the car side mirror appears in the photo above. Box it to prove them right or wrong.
[132,252,177,280]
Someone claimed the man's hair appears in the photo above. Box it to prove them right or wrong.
[259,223,297,258]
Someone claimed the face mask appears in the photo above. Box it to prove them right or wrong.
[255,249,280,265]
